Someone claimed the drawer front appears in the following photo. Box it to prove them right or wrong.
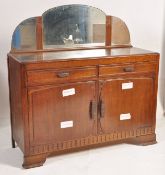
[99,63,156,77]
[27,67,97,86]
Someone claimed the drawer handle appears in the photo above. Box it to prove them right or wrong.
[123,67,134,72]
[57,72,70,78]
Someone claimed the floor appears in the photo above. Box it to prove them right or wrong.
[0,105,165,175]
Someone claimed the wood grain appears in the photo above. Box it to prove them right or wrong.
[106,16,112,46]
[27,67,97,86]
[36,16,43,50]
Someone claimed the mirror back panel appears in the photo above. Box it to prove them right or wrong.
[11,4,131,52]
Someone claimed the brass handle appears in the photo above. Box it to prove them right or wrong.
[89,100,97,119]
[57,72,70,78]
[99,100,105,118]
[123,67,134,72]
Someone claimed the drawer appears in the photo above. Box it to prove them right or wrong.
[27,67,97,86]
[99,63,156,77]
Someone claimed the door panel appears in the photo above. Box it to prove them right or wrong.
[28,81,96,145]
[99,77,154,134]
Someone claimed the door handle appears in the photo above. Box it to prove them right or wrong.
[89,100,97,119]
[99,100,105,118]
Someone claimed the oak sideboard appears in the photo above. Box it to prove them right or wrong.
[8,4,159,168]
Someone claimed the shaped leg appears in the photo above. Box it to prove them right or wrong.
[22,154,47,169]
[127,133,157,146]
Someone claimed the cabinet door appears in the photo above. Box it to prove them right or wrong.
[99,77,155,134]
[28,81,96,145]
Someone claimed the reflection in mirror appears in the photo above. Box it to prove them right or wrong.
[43,5,106,48]
[111,16,131,46]
[11,17,37,50]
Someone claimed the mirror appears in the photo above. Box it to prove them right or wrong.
[11,17,37,50]
[43,5,106,48]
[11,5,131,52]
[111,16,131,46]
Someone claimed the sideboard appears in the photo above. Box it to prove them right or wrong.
[8,5,159,168]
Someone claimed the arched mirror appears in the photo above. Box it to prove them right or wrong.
[43,4,106,48]
[111,16,131,46]
[12,17,37,50]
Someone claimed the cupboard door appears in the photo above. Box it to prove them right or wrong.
[99,77,155,134]
[28,81,96,145]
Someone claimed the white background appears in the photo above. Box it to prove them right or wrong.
[0,0,164,118]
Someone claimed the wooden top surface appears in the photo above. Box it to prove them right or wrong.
[9,47,158,63]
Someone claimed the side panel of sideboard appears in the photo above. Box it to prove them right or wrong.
[8,57,30,155]
[8,57,24,151]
